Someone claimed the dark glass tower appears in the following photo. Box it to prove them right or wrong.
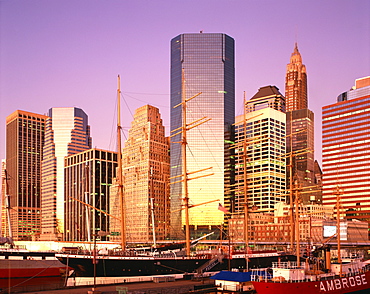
[170,33,235,238]
[5,110,47,240]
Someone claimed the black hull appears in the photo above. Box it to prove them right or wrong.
[57,254,296,277]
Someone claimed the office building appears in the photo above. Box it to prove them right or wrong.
[285,44,318,203]
[234,86,286,213]
[64,149,117,241]
[285,43,307,112]
[41,107,91,240]
[110,105,170,243]
[1,160,6,237]
[170,32,235,238]
[5,110,47,240]
[322,76,370,225]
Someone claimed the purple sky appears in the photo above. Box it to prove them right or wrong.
[0,0,369,164]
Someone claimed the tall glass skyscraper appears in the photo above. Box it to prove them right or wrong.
[170,33,235,238]
[41,107,91,240]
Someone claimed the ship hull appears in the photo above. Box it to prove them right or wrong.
[0,251,68,279]
[252,270,370,294]
[56,254,296,277]
[0,260,64,279]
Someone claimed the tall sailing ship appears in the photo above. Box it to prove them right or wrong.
[56,75,296,277]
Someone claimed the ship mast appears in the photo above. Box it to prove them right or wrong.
[335,186,342,276]
[181,71,191,255]
[171,69,209,256]
[4,170,13,242]
[242,92,249,264]
[117,75,126,250]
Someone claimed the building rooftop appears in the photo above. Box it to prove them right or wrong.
[251,85,283,100]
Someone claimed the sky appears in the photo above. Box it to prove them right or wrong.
[0,0,369,164]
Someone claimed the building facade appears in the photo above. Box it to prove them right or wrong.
[286,109,316,202]
[322,76,370,226]
[285,43,307,112]
[170,32,235,238]
[234,86,286,214]
[41,107,91,240]
[64,149,117,241]
[5,110,47,240]
[110,105,170,243]
[285,43,318,203]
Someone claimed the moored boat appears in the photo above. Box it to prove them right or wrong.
[0,247,68,279]
[56,248,296,277]
[251,259,370,294]
[250,186,370,294]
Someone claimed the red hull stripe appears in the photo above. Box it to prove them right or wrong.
[252,271,370,294]
[0,268,62,279]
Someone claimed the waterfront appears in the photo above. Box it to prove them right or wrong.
[1,277,216,294]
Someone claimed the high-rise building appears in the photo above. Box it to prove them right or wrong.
[285,43,307,112]
[1,160,6,237]
[322,76,370,225]
[170,32,235,238]
[41,107,91,240]
[5,110,47,240]
[110,105,170,243]
[235,86,286,212]
[285,44,318,203]
[286,109,316,201]
[64,149,117,242]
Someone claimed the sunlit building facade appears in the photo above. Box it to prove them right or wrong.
[170,33,235,238]
[286,109,316,202]
[234,86,286,213]
[5,110,47,240]
[322,76,370,226]
[285,43,318,203]
[285,43,307,112]
[64,149,117,242]
[1,160,7,237]
[110,105,170,243]
[41,107,91,240]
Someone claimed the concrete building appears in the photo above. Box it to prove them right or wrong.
[284,44,318,203]
[285,43,307,112]
[41,107,91,240]
[110,105,170,243]
[322,76,370,227]
[234,86,286,214]
[170,32,235,238]
[64,149,117,242]
[5,110,47,240]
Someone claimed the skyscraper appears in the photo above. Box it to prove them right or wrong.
[41,107,91,240]
[285,43,317,203]
[322,76,370,224]
[110,105,170,243]
[5,110,47,240]
[170,33,235,238]
[235,86,286,212]
[285,43,307,112]
[64,149,117,242]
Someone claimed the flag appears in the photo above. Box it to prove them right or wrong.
[218,203,229,214]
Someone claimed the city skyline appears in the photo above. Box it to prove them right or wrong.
[0,1,369,164]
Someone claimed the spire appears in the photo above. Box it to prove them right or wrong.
[290,42,302,64]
